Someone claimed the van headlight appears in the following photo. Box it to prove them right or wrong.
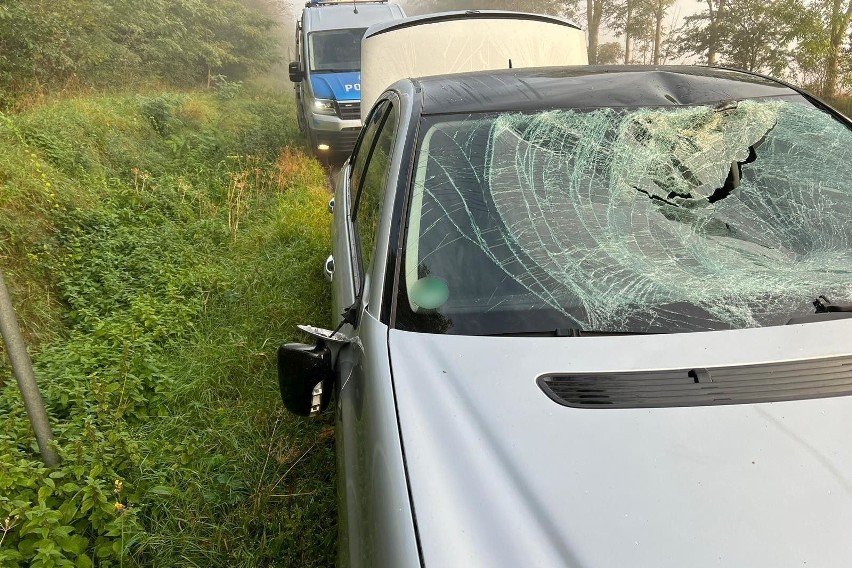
[312,99,337,116]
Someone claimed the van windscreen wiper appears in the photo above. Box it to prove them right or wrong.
[312,68,358,74]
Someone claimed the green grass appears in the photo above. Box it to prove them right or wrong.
[0,87,337,566]
[132,170,337,567]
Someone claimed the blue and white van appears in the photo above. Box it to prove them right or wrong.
[289,0,405,158]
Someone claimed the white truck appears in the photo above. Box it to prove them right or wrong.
[360,10,589,120]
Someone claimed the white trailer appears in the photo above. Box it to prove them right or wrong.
[360,10,588,120]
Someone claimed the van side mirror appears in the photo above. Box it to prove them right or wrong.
[277,341,333,416]
[289,61,304,83]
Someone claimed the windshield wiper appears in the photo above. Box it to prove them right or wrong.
[786,296,852,325]
[312,68,358,74]
[813,295,852,313]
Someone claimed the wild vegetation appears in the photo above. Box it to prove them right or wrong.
[0,2,343,565]
[0,88,337,566]
[0,0,279,110]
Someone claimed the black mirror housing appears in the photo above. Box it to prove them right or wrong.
[277,341,333,416]
[288,61,304,83]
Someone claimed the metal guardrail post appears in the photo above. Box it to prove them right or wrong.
[0,270,59,467]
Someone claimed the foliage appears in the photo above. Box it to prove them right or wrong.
[0,90,335,566]
[788,0,852,95]
[403,0,578,17]
[597,41,627,64]
[0,0,278,109]
[610,0,655,63]
[791,4,837,92]
[647,0,678,64]
[674,0,808,75]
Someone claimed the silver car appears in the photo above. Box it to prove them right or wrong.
[278,66,852,567]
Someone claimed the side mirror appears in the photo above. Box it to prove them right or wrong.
[277,325,349,416]
[277,341,333,416]
[288,61,304,83]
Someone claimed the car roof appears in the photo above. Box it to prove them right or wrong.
[302,2,404,32]
[413,65,800,115]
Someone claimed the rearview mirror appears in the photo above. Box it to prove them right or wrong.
[288,61,304,83]
[277,342,333,416]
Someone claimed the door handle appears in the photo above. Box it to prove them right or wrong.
[324,255,334,282]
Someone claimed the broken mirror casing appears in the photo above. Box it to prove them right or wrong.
[277,325,349,416]
[277,342,333,416]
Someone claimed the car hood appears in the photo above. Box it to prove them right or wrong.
[387,319,852,567]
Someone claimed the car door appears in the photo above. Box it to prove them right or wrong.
[329,98,389,323]
[334,96,420,568]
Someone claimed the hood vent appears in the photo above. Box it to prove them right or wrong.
[538,356,852,409]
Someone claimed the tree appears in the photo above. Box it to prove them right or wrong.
[610,0,654,63]
[793,0,852,95]
[674,0,807,75]
[650,0,678,64]
[730,0,804,74]
[596,41,626,64]
[824,0,852,95]
[706,0,726,65]
[673,0,725,65]
[585,0,612,63]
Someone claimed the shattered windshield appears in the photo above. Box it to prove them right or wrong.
[396,98,852,336]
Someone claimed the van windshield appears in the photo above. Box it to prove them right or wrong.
[396,98,852,336]
[308,28,366,73]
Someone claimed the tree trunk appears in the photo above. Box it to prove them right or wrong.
[625,0,633,63]
[587,0,600,64]
[824,0,852,96]
[706,0,725,66]
[653,1,663,65]
[825,50,839,97]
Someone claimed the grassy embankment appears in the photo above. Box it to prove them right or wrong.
[0,88,336,566]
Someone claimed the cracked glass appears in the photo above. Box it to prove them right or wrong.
[397,98,852,335]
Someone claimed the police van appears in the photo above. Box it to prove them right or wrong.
[289,0,405,158]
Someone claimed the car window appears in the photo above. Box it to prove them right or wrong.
[352,102,399,292]
[396,97,852,336]
[307,28,366,73]
[349,100,389,213]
